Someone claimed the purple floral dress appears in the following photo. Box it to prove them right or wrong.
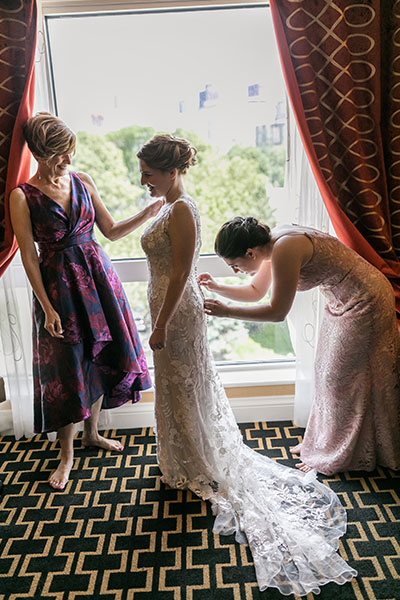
[20,172,152,433]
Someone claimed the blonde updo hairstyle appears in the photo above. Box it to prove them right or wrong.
[22,112,76,162]
[137,134,197,174]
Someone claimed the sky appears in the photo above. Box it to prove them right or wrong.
[46,5,286,149]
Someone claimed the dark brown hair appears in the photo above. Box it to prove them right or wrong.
[215,217,271,259]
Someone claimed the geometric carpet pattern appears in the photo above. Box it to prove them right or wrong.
[1,422,399,600]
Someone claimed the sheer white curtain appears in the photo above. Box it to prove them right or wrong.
[285,107,331,427]
[0,257,33,438]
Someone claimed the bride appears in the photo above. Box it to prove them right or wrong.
[138,133,357,595]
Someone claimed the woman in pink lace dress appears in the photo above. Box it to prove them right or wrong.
[201,217,400,475]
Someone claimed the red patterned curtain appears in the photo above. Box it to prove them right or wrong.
[270,0,400,318]
[0,0,37,276]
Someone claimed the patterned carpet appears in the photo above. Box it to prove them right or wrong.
[0,422,399,600]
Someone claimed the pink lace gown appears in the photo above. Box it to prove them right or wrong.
[279,226,400,475]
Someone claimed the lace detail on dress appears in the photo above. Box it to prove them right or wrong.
[273,227,400,475]
[141,198,357,595]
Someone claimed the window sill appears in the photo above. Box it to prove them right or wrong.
[217,360,295,387]
[141,360,295,402]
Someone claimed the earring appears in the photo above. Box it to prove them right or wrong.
[37,173,42,181]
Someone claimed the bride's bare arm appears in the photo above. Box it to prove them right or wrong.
[198,261,272,302]
[149,201,196,350]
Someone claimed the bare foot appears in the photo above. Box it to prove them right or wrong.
[295,461,314,473]
[82,433,124,452]
[289,443,303,455]
[49,458,73,490]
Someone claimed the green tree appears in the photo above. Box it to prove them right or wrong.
[205,316,249,362]
[71,126,293,361]
[261,145,286,187]
[72,131,146,259]
[172,127,213,164]
[246,321,294,356]
[228,143,286,188]
[183,149,275,252]
[87,126,276,255]
[106,124,156,186]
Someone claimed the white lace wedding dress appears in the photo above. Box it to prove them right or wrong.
[141,194,357,596]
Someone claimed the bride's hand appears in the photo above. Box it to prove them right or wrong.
[198,272,220,292]
[146,199,164,218]
[204,299,230,318]
[149,327,167,351]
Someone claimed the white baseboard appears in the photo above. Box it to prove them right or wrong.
[0,395,295,437]
[230,395,294,423]
[99,394,294,430]
[105,399,156,429]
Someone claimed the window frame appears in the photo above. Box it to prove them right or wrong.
[37,0,295,384]
[40,0,269,16]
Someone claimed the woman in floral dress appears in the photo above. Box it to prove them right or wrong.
[9,112,161,490]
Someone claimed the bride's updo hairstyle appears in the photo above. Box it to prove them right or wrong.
[23,112,76,162]
[215,217,271,259]
[137,134,197,174]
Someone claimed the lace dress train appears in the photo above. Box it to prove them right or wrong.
[141,196,357,595]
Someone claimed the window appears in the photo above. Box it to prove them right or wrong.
[43,1,294,368]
